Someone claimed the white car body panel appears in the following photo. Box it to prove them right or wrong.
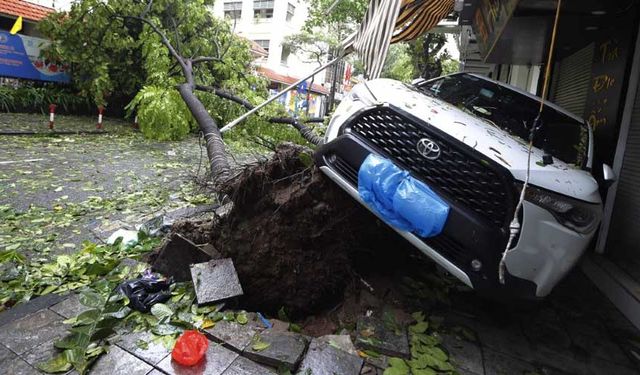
[329,78,601,204]
[323,75,603,297]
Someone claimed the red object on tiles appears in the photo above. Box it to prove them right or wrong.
[0,0,54,22]
[172,330,209,366]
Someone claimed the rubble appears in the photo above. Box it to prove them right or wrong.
[191,258,244,305]
[297,338,364,375]
[356,316,410,359]
[242,331,309,370]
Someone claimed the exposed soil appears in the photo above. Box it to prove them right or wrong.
[170,143,438,317]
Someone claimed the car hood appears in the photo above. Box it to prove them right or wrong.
[343,79,601,204]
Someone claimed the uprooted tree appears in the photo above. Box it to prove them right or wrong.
[39,0,403,317]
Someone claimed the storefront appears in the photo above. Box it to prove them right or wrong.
[459,0,640,328]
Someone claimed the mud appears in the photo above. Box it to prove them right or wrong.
[169,143,427,317]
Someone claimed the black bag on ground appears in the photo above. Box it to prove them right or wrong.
[115,276,172,313]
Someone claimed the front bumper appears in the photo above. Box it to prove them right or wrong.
[315,134,541,299]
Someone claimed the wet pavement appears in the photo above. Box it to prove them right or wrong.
[0,114,211,263]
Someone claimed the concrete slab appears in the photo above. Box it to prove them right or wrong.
[205,320,259,352]
[243,331,309,370]
[355,316,410,358]
[0,309,67,355]
[49,294,89,319]
[153,233,213,281]
[191,259,243,305]
[297,338,363,375]
[156,342,238,375]
[317,334,358,355]
[115,330,172,365]
[221,356,277,375]
[89,345,153,375]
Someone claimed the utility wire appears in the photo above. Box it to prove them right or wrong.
[498,0,563,284]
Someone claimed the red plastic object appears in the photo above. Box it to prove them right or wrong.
[172,330,209,366]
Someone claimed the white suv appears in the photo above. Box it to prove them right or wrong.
[315,73,607,299]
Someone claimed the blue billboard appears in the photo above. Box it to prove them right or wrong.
[0,31,70,83]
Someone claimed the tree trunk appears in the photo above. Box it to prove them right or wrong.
[177,83,230,181]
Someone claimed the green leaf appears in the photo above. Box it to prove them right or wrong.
[152,324,181,336]
[236,312,248,325]
[150,303,173,321]
[79,291,104,308]
[277,306,289,322]
[73,309,101,326]
[411,311,425,322]
[409,321,429,334]
[383,358,410,375]
[37,353,72,373]
[252,336,271,351]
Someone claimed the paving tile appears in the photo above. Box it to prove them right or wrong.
[115,330,172,365]
[571,333,632,367]
[483,348,537,375]
[89,345,153,375]
[243,331,309,370]
[359,364,383,375]
[49,294,89,319]
[220,356,277,375]
[441,332,484,375]
[297,338,363,375]
[22,337,66,369]
[317,334,358,355]
[191,259,243,305]
[205,320,259,352]
[157,342,238,375]
[584,359,640,375]
[1,342,46,374]
[0,309,67,355]
[355,316,410,358]
[146,370,165,375]
[0,293,66,328]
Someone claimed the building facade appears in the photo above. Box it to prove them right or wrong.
[210,0,329,116]
[458,0,640,329]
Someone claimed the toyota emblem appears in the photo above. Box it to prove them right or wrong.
[416,138,441,160]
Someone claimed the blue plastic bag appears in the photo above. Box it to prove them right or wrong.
[358,154,449,238]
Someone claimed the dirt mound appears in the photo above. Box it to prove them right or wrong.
[168,144,425,317]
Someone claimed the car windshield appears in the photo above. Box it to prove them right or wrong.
[416,74,589,167]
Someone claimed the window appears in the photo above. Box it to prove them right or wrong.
[281,46,291,64]
[418,74,588,166]
[255,40,270,53]
[286,3,295,22]
[223,1,242,20]
[254,0,274,19]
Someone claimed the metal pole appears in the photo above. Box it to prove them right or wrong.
[220,57,342,133]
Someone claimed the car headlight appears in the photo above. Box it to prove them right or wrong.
[519,184,602,234]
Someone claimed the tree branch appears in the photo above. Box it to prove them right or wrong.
[195,85,254,110]
[192,56,222,65]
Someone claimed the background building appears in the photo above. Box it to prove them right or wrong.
[211,0,329,116]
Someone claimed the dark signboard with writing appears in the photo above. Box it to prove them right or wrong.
[583,23,634,166]
[472,0,519,60]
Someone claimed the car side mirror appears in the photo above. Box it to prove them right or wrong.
[603,164,616,188]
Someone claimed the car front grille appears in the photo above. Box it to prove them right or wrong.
[345,106,513,228]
